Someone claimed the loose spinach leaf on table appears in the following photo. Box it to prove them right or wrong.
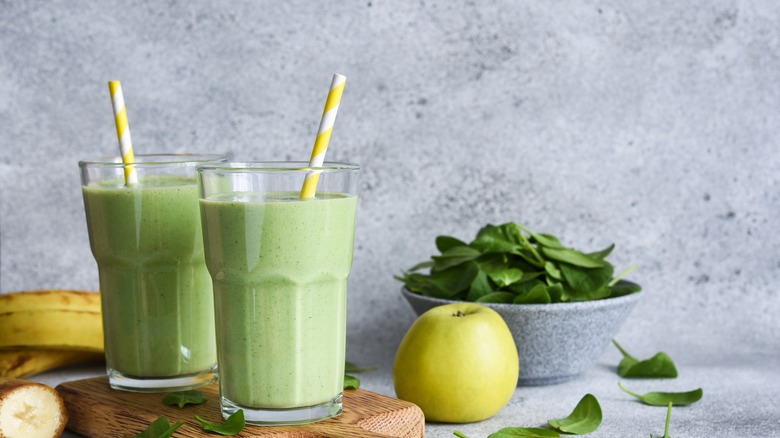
[133,417,183,438]
[487,428,561,437]
[454,394,601,438]
[619,382,703,406]
[195,410,245,436]
[344,374,361,389]
[662,402,673,438]
[162,390,207,408]
[397,222,640,304]
[613,340,678,378]
[651,402,674,438]
[547,393,602,435]
[344,361,374,389]
[345,360,375,373]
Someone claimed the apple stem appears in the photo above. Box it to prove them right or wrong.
[452,310,466,317]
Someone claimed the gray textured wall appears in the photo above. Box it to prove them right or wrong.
[1,0,778,385]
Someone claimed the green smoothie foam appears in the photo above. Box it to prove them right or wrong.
[83,175,216,378]
[200,192,357,409]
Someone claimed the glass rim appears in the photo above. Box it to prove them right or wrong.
[79,153,228,168]
[197,161,360,173]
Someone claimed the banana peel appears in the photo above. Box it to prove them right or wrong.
[0,310,103,352]
[0,289,100,313]
[0,290,105,378]
[0,350,104,379]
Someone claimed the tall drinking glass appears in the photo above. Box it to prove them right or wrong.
[198,162,359,425]
[80,153,226,392]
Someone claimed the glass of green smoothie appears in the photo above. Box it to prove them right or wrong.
[198,161,359,425]
[80,153,227,392]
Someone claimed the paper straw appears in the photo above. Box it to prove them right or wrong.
[299,74,346,200]
[108,81,138,185]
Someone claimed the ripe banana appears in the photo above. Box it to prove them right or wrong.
[0,349,104,379]
[0,378,67,438]
[0,290,105,379]
[0,289,100,313]
[0,310,103,352]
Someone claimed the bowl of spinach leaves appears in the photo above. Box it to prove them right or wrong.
[396,222,643,386]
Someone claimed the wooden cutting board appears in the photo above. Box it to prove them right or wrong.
[56,377,424,437]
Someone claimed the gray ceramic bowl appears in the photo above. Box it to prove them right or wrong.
[401,287,642,386]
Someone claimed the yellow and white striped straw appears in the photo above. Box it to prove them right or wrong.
[108,80,138,185]
[299,74,346,200]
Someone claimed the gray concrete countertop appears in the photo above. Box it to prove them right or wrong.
[35,345,780,437]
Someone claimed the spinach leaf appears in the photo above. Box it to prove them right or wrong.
[510,256,545,274]
[478,253,509,275]
[529,233,566,250]
[471,224,523,254]
[395,272,439,296]
[619,382,703,406]
[486,267,524,288]
[466,270,493,301]
[544,262,562,281]
[547,283,564,302]
[513,283,551,304]
[432,246,481,272]
[344,374,361,389]
[610,279,642,297]
[651,402,674,438]
[407,260,434,272]
[507,279,544,296]
[162,390,207,408]
[608,264,637,287]
[437,235,468,252]
[428,261,480,298]
[453,432,470,438]
[488,427,561,437]
[613,340,678,378]
[133,417,183,438]
[559,262,614,301]
[343,360,371,389]
[475,292,515,304]
[663,402,673,438]
[195,410,245,436]
[540,247,604,268]
[516,224,565,249]
[547,393,602,435]
[587,243,615,260]
[479,254,527,288]
[345,361,375,373]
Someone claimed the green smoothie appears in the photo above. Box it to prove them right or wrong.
[83,176,216,379]
[200,192,357,409]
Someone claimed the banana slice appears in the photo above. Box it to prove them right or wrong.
[0,378,67,438]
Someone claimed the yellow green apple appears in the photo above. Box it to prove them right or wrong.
[393,303,519,423]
